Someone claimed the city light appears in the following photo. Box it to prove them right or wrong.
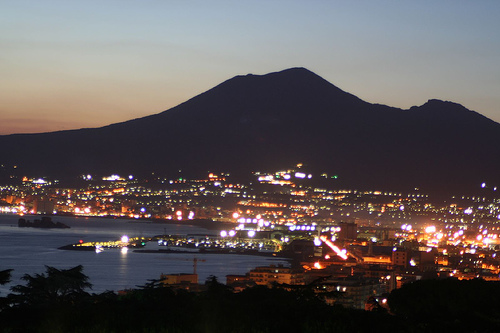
[425,226,436,233]
[320,236,348,260]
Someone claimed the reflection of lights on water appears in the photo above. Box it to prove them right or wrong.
[121,247,128,254]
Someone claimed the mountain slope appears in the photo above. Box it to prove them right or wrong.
[0,68,499,195]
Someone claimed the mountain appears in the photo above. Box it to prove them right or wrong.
[1,67,499,196]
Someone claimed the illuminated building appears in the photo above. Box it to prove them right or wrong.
[392,249,409,268]
[160,273,199,290]
[312,277,387,309]
[339,222,357,240]
[247,265,305,286]
[33,197,54,215]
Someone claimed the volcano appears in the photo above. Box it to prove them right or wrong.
[1,67,499,195]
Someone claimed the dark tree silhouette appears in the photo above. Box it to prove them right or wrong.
[0,269,12,286]
[9,265,92,306]
[0,269,13,310]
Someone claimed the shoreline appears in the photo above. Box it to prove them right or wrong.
[133,248,291,259]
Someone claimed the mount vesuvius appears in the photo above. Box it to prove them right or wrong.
[1,68,499,196]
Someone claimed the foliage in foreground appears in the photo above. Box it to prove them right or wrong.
[1,266,500,332]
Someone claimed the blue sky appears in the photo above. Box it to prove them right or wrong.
[1,0,499,134]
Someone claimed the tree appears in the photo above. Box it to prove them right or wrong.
[9,265,92,307]
[0,269,13,310]
[0,269,12,287]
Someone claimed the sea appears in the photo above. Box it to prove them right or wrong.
[0,214,289,295]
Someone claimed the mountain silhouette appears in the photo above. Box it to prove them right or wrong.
[1,67,499,196]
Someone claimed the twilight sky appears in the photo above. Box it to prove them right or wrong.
[1,0,499,134]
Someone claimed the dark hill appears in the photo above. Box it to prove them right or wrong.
[1,67,499,196]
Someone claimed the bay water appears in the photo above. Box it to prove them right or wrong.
[0,214,289,295]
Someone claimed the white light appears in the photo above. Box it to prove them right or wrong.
[295,172,306,179]
[425,226,436,233]
[121,235,129,243]
[220,230,227,237]
[228,230,236,237]
[313,237,322,246]
[121,247,128,254]
[248,230,256,238]
[481,183,486,188]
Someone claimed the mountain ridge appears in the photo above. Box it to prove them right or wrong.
[0,68,499,196]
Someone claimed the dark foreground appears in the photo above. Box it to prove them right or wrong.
[1,267,500,332]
